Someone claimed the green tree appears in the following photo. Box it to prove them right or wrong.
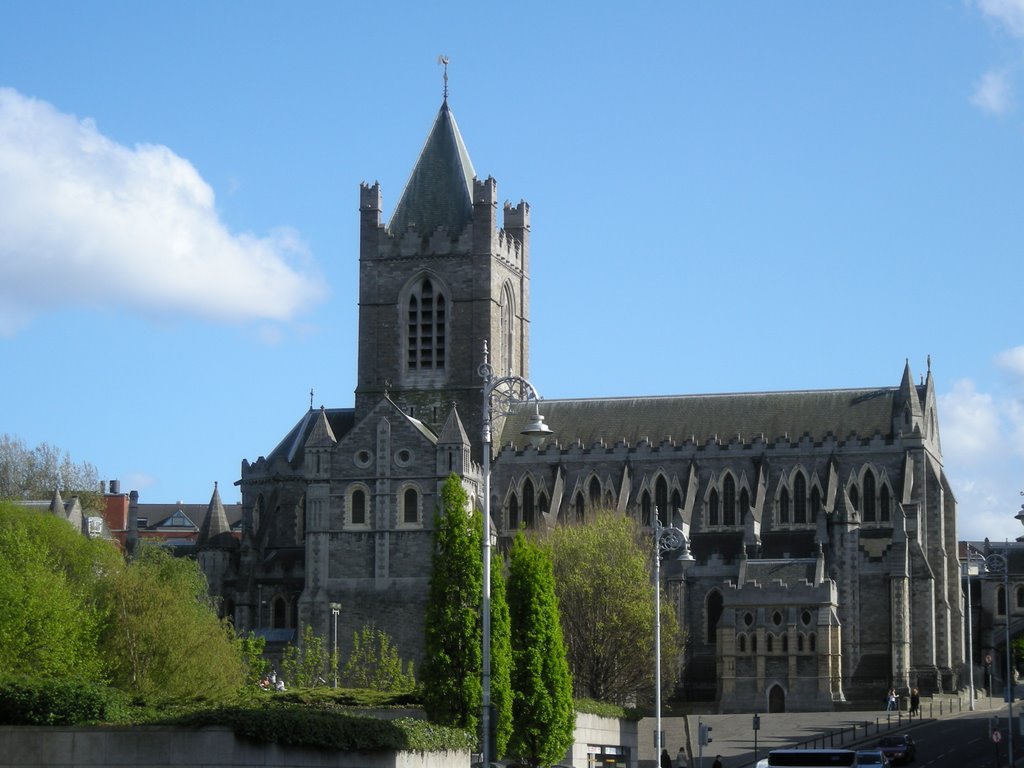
[239,632,271,688]
[0,501,112,681]
[0,434,100,503]
[100,543,244,702]
[507,531,575,768]
[421,475,483,731]
[342,622,416,691]
[281,624,329,688]
[543,511,684,705]
[490,550,514,758]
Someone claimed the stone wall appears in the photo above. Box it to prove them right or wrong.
[0,725,468,768]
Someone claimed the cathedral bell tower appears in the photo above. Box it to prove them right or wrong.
[354,96,531,459]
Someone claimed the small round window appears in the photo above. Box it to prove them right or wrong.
[772,610,783,626]
[802,609,813,626]
[395,448,413,467]
[744,612,754,627]
[354,449,372,468]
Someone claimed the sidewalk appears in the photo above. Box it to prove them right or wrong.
[638,693,984,768]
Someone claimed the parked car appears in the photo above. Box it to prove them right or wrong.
[877,734,916,764]
[856,749,891,767]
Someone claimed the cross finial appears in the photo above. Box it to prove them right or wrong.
[438,55,449,101]
[310,388,314,410]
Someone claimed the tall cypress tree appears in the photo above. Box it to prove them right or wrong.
[421,475,483,730]
[490,551,513,758]
[507,531,575,768]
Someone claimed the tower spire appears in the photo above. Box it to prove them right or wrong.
[438,54,449,102]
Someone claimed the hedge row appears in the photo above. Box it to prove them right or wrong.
[0,676,132,725]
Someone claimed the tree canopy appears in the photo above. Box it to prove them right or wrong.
[0,434,99,502]
[0,501,247,703]
[542,511,683,706]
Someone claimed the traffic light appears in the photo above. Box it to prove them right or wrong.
[699,724,713,746]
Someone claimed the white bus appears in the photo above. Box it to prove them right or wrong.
[766,750,857,767]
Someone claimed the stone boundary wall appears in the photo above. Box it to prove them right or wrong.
[0,725,468,768]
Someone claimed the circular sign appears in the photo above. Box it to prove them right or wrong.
[994,730,1003,743]
[987,654,993,665]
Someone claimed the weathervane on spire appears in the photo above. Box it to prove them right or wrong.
[438,54,449,101]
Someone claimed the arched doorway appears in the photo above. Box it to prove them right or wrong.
[768,684,786,713]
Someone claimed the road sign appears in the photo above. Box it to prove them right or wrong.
[994,730,1003,743]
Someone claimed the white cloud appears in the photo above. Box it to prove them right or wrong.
[977,0,1024,38]
[0,88,327,335]
[938,378,1003,464]
[971,69,1014,114]
[995,345,1024,379]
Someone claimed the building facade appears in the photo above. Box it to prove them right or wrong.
[199,95,962,711]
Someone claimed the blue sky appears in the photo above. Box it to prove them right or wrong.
[2,1,1023,543]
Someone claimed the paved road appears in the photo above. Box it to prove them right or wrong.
[638,694,994,768]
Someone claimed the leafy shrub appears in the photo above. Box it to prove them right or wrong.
[0,675,131,725]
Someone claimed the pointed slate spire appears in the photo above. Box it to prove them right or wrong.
[894,359,923,435]
[388,101,476,237]
[305,406,338,448]
[437,403,470,447]
[197,482,236,549]
[48,486,65,518]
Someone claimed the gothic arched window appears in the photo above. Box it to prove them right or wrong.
[779,487,790,524]
[863,470,876,522]
[794,473,807,524]
[656,476,669,526]
[740,488,750,524]
[575,493,585,521]
[641,491,652,527]
[406,277,446,371]
[523,480,535,528]
[709,489,719,526]
[723,475,736,526]
[880,484,891,522]
[350,488,366,526]
[849,485,860,512]
[508,494,519,530]
[500,284,515,375]
[403,487,419,524]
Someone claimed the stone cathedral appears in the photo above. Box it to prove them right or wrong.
[198,94,962,712]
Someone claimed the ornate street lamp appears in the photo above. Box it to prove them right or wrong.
[479,342,552,765]
[653,516,689,758]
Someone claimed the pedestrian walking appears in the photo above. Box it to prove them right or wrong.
[885,687,897,712]
[676,746,688,768]
[909,688,919,716]
[661,748,672,768]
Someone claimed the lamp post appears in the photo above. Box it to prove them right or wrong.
[331,603,341,689]
[653,515,688,759]
[985,551,1013,765]
[963,552,980,711]
[479,341,552,765]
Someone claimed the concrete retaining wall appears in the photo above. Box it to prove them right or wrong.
[0,725,468,768]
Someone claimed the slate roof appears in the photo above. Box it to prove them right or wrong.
[265,408,357,468]
[387,100,476,237]
[496,386,912,449]
[196,482,237,549]
[742,558,817,586]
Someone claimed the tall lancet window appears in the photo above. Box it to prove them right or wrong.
[500,284,515,375]
[407,278,446,370]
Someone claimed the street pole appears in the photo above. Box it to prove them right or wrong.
[331,604,340,688]
[986,551,1014,767]
[653,516,684,758]
[965,555,976,711]
[479,341,551,766]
